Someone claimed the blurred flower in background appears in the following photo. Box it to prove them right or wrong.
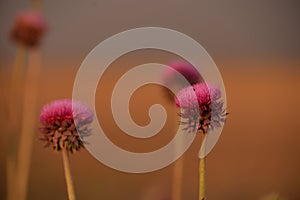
[162,61,202,100]
[39,99,94,152]
[10,11,47,47]
[6,8,48,200]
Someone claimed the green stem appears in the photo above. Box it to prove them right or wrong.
[62,148,76,200]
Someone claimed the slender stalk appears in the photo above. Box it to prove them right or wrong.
[6,45,26,200]
[199,134,206,200]
[15,49,41,200]
[199,157,205,200]
[172,138,183,200]
[62,148,76,200]
[6,157,16,200]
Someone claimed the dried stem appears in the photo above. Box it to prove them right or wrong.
[6,45,26,200]
[199,134,206,200]
[199,156,205,200]
[62,148,76,200]
[172,139,183,200]
[15,49,40,200]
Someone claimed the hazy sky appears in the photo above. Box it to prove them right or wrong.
[0,0,299,61]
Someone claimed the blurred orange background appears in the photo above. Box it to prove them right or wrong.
[0,1,299,200]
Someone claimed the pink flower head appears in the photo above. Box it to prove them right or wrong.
[175,83,227,134]
[10,11,47,47]
[162,61,202,100]
[39,99,94,152]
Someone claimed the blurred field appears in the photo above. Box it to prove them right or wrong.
[0,56,299,200]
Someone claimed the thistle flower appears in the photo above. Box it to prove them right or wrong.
[162,61,202,100]
[175,83,227,134]
[10,11,47,47]
[39,99,94,152]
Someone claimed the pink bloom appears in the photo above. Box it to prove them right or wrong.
[175,83,227,134]
[10,11,47,47]
[39,99,94,152]
[162,61,202,100]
